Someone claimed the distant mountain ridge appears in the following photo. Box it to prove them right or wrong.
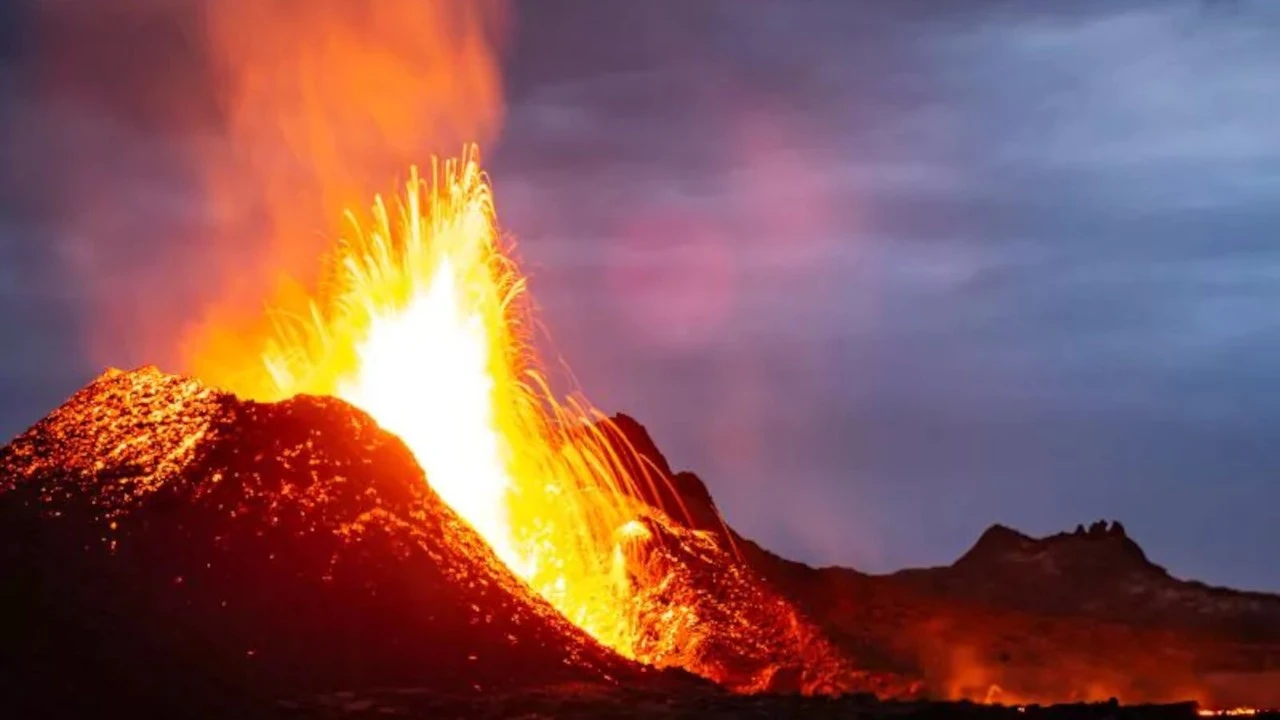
[606,415,1280,707]
[891,520,1280,644]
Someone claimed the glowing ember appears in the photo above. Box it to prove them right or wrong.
[255,147,658,653]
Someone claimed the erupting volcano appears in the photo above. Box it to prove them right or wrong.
[5,1,1280,717]
[6,145,1277,717]
[241,147,664,656]
[0,145,908,714]
[195,146,903,696]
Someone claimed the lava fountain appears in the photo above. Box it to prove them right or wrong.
[254,146,672,655]
[181,0,686,662]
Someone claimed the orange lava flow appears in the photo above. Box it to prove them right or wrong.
[255,147,665,655]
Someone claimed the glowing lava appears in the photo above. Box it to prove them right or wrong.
[341,253,519,565]
[257,147,658,653]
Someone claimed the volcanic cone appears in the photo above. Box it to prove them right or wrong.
[0,367,679,717]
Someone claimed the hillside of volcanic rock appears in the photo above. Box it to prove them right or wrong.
[742,523,1280,707]
[892,521,1280,643]
[602,416,1280,707]
[0,368,686,718]
[592,414,919,697]
[881,521,1280,705]
[6,367,1277,714]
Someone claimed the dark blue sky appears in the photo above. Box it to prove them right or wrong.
[2,0,1278,591]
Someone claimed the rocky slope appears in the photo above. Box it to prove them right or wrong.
[877,521,1280,705]
[0,368,679,718]
[607,416,1280,707]
[893,520,1280,644]
[742,538,1280,707]
[598,414,917,697]
[607,506,912,696]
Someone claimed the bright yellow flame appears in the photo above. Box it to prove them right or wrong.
[256,147,668,653]
[339,255,521,570]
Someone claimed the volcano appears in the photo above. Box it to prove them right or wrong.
[1,366,927,718]
[0,152,925,717]
[2,368,1279,716]
[0,367,686,717]
[4,366,1279,716]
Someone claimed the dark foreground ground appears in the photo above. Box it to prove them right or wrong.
[275,685,1275,720]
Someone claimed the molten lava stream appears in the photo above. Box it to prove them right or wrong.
[256,147,664,657]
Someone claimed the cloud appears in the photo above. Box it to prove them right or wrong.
[935,2,1280,207]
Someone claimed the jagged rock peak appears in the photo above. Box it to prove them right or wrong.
[609,413,674,477]
[600,413,723,533]
[955,520,1155,574]
[960,523,1035,561]
[1075,519,1129,539]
